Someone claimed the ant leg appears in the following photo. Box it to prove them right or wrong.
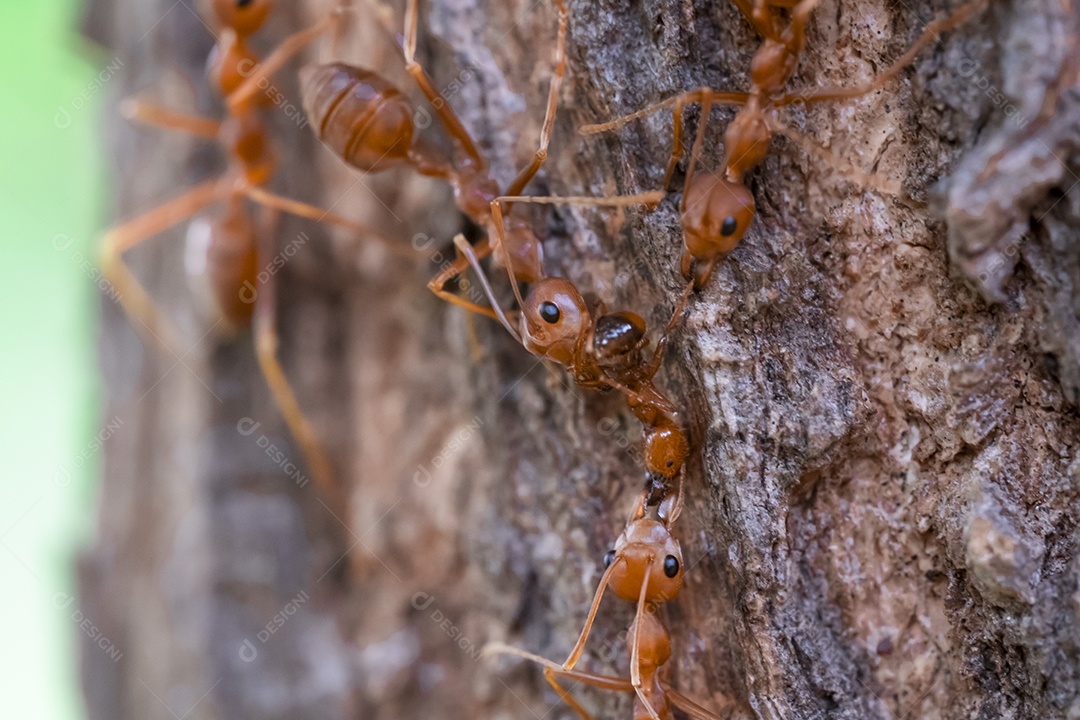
[544,666,633,693]
[629,574,663,720]
[680,95,713,215]
[489,200,529,312]
[251,229,338,503]
[226,10,340,113]
[663,685,727,720]
[504,0,569,198]
[451,234,521,341]
[327,0,353,59]
[485,644,635,693]
[602,374,681,428]
[494,191,666,209]
[403,0,484,165]
[784,0,827,53]
[484,643,634,720]
[579,89,748,136]
[729,0,779,39]
[426,236,504,320]
[646,279,694,378]
[100,179,223,351]
[543,670,597,720]
[776,0,987,107]
[660,95,691,194]
[119,100,221,138]
[542,666,636,720]
[765,115,890,193]
[240,185,415,260]
[553,557,622,672]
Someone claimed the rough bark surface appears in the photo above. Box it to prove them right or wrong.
[84,0,1080,719]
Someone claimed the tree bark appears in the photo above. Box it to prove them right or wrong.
[84,0,1080,719]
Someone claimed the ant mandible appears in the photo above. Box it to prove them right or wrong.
[101,0,393,499]
[581,0,989,289]
[486,488,732,720]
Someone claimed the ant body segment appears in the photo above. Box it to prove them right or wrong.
[101,0,385,497]
[486,489,728,720]
[581,0,989,289]
[518,275,693,487]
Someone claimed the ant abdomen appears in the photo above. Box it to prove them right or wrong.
[302,63,417,172]
[186,210,258,329]
[593,312,647,363]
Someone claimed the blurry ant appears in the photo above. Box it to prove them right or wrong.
[581,0,988,289]
[102,0,390,497]
[452,224,692,489]
[486,488,731,720]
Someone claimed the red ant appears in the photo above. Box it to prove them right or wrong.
[302,0,661,314]
[303,0,681,489]
[300,0,570,319]
[452,226,693,488]
[581,0,989,289]
[486,487,732,720]
[302,0,686,483]
[101,0,391,498]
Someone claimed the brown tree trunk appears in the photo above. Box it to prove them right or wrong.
[83,0,1080,719]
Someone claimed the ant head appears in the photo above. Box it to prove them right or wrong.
[602,512,683,606]
[681,175,755,261]
[521,279,589,366]
[210,0,272,36]
[643,426,687,479]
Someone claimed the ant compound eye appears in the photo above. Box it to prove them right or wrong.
[603,550,616,568]
[539,301,561,324]
[663,555,680,578]
[720,216,738,237]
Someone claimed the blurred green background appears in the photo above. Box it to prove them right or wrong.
[1,1,107,718]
